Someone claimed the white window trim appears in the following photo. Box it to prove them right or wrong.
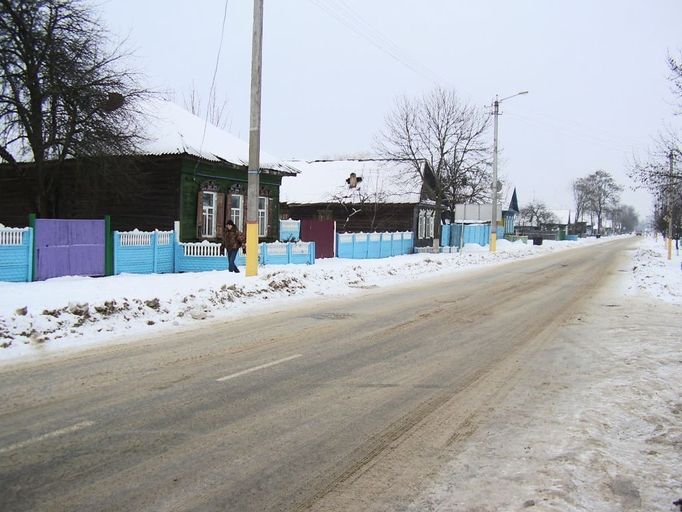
[258,196,268,237]
[202,191,217,238]
[230,194,244,231]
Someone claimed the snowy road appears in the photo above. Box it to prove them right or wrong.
[0,238,678,511]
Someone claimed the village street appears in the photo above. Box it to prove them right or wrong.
[2,237,678,511]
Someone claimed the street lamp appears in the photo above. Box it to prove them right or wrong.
[490,90,528,252]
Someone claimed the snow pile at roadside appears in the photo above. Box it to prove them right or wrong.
[0,236,609,361]
[628,237,682,303]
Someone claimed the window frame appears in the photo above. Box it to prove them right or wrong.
[258,196,268,237]
[230,194,244,231]
[202,191,218,238]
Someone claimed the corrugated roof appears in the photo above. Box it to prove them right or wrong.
[280,158,423,204]
[139,98,299,176]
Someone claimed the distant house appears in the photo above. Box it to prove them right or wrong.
[448,188,521,237]
[279,158,439,247]
[0,98,299,242]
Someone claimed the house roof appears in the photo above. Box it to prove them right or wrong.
[139,98,299,176]
[280,158,425,205]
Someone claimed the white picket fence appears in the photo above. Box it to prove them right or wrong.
[119,229,173,246]
[0,227,29,246]
[180,240,224,257]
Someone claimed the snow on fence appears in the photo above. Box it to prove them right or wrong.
[336,232,413,259]
[0,227,33,282]
[180,240,223,257]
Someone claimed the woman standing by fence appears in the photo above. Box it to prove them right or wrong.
[222,220,245,273]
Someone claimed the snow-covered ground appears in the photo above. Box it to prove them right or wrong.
[0,236,615,363]
[0,235,680,510]
[408,236,682,512]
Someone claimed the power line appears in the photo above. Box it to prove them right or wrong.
[198,0,230,159]
[308,0,443,85]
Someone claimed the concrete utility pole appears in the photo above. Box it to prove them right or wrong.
[490,91,528,252]
[246,0,264,277]
[667,150,674,261]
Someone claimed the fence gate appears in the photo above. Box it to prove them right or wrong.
[35,219,105,280]
[300,220,335,259]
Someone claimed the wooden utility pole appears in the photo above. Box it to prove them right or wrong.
[246,0,264,276]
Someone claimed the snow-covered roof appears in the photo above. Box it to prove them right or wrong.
[280,159,424,205]
[137,98,299,176]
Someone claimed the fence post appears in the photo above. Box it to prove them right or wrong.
[28,213,36,281]
[104,215,113,276]
[26,227,34,282]
[152,230,159,273]
[113,231,119,275]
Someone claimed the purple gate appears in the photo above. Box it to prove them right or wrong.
[35,219,105,281]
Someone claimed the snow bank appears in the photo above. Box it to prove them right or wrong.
[0,236,615,362]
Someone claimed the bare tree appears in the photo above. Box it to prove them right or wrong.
[0,0,147,216]
[668,51,682,113]
[583,170,622,234]
[377,87,491,234]
[518,200,557,227]
[572,177,590,224]
[183,83,231,130]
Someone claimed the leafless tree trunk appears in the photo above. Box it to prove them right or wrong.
[377,87,492,236]
[0,0,148,217]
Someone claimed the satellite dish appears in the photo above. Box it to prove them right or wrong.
[491,180,502,192]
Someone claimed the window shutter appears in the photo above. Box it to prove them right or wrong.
[268,197,276,238]
[196,190,204,238]
[216,192,226,239]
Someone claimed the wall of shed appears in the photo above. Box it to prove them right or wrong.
[281,202,415,233]
[0,157,182,231]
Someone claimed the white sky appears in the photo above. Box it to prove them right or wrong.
[100,0,682,218]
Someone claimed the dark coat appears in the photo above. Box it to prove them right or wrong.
[222,227,245,251]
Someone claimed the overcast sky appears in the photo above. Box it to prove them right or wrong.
[101,0,682,218]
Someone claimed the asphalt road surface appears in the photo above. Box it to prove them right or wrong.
[0,238,636,511]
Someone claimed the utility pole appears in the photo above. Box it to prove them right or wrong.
[489,91,528,252]
[490,97,500,252]
[246,0,264,277]
[667,150,674,261]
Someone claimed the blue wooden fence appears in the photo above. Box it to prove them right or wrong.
[279,219,301,241]
[0,227,33,282]
[441,223,506,250]
[113,230,315,275]
[113,230,174,274]
[336,232,413,259]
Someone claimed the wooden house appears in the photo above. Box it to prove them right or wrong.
[279,158,438,247]
[0,98,299,242]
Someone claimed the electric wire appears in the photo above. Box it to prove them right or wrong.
[199,0,230,158]
[504,110,640,155]
[307,0,443,85]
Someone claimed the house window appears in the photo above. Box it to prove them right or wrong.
[230,194,244,231]
[202,191,217,238]
[426,211,435,238]
[258,196,268,237]
[418,210,435,239]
